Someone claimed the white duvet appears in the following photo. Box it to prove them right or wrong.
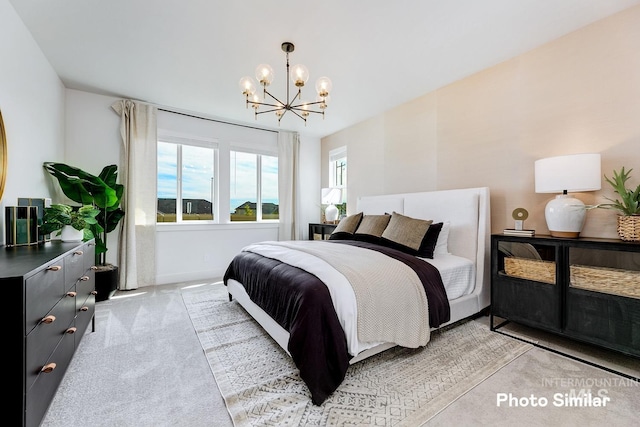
[242,241,475,357]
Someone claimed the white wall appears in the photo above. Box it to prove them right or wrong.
[0,0,66,245]
[65,90,321,285]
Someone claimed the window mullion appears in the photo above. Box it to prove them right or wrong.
[177,145,183,222]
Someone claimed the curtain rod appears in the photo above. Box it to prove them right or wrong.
[157,107,279,134]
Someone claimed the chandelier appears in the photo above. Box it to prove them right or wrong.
[239,42,332,125]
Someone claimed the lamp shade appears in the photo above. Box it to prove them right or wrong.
[534,153,601,193]
[321,187,343,205]
[534,153,601,238]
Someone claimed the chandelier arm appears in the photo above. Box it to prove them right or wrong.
[263,89,286,107]
[255,107,290,115]
[290,108,325,116]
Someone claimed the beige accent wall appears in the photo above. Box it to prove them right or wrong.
[322,5,640,239]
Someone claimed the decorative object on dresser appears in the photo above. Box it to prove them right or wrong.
[44,162,125,301]
[3,240,96,427]
[491,234,640,377]
[40,204,100,242]
[534,153,601,238]
[18,197,52,243]
[4,206,39,247]
[503,207,534,236]
[593,167,640,242]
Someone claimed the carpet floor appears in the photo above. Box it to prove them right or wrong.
[182,284,533,426]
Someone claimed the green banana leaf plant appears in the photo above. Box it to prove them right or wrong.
[44,162,125,265]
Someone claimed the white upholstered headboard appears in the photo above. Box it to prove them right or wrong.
[356,187,491,320]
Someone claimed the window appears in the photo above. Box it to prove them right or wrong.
[156,110,279,224]
[230,150,279,222]
[329,146,347,215]
[157,139,216,223]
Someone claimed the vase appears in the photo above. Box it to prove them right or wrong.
[617,215,640,242]
[60,225,83,242]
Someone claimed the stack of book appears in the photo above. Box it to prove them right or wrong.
[503,228,535,237]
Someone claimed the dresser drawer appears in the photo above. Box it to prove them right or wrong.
[25,261,65,335]
[25,332,75,427]
[75,293,95,347]
[83,241,96,271]
[64,248,86,291]
[25,292,76,391]
[76,269,95,306]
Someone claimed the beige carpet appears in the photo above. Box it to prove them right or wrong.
[182,285,533,426]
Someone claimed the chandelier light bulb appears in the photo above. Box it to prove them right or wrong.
[255,64,274,86]
[291,64,309,87]
[251,94,260,110]
[315,77,332,98]
[239,76,256,96]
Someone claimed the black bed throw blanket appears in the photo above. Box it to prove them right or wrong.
[222,240,450,405]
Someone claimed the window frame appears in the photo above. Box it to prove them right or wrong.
[157,131,279,227]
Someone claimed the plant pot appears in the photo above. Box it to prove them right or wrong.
[617,215,640,242]
[95,264,119,302]
[60,225,83,242]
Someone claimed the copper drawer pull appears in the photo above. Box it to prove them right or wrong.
[74,250,84,255]
[66,327,77,334]
[80,275,90,281]
[80,306,89,312]
[41,315,56,324]
[66,291,77,298]
[46,265,62,272]
[41,363,57,374]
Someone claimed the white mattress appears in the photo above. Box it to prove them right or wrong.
[418,253,476,300]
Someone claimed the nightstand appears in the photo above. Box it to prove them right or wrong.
[309,223,337,240]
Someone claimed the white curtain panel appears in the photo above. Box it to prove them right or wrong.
[277,131,300,240]
[111,100,158,289]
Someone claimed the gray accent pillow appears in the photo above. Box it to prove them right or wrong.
[381,212,433,251]
[354,214,391,238]
[329,212,363,240]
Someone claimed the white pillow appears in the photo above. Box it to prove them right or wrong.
[434,221,450,254]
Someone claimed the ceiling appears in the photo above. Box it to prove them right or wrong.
[10,0,640,139]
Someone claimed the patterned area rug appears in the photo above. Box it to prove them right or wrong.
[182,284,532,426]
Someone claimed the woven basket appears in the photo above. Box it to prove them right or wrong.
[570,264,640,299]
[504,257,556,284]
[617,215,640,242]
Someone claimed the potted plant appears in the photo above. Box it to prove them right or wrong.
[44,162,125,300]
[40,204,100,242]
[597,167,640,241]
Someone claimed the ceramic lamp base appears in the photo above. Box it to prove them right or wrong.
[325,204,339,222]
[545,194,586,238]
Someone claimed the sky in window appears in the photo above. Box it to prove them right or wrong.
[158,142,278,210]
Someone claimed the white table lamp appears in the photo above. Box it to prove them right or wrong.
[535,153,601,238]
[321,187,343,223]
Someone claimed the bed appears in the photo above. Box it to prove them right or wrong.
[223,187,491,405]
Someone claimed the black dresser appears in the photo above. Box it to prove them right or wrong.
[2,240,96,427]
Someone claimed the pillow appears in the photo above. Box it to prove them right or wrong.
[416,222,443,259]
[329,212,363,240]
[353,214,391,243]
[380,212,432,254]
[434,221,450,255]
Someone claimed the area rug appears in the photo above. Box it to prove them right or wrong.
[182,284,532,426]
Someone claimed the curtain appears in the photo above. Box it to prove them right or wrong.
[277,131,300,240]
[111,100,158,289]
